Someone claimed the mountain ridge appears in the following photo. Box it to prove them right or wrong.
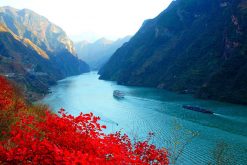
[75,36,131,70]
[0,6,89,100]
[0,6,76,55]
[99,0,247,104]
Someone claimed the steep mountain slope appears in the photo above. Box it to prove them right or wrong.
[0,6,89,78]
[0,6,75,55]
[75,36,131,70]
[0,6,90,100]
[99,0,247,104]
[0,24,58,99]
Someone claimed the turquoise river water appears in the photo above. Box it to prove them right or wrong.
[42,72,247,165]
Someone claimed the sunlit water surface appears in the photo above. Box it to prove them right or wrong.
[42,72,247,165]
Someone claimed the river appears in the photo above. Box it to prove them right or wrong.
[42,72,247,165]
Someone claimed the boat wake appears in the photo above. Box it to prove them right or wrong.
[213,113,234,119]
[213,113,245,123]
[213,113,222,116]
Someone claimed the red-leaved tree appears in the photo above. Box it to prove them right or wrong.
[0,76,169,164]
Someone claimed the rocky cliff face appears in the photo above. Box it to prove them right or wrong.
[0,7,90,100]
[99,0,247,104]
[0,6,76,55]
[0,24,58,100]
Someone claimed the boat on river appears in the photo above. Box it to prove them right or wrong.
[182,105,214,114]
[113,90,125,99]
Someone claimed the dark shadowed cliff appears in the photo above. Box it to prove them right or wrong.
[99,0,247,104]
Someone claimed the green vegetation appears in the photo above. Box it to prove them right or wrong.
[99,0,247,104]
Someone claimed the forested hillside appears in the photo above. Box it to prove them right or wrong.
[99,0,247,104]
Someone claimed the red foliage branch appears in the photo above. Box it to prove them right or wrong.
[0,76,15,110]
[0,76,26,111]
[0,76,169,164]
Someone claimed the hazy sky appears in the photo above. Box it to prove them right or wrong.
[0,0,172,42]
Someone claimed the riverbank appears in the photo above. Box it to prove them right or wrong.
[42,72,247,164]
[0,75,169,164]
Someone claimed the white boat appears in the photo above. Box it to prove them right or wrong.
[113,90,125,99]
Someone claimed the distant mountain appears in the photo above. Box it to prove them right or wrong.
[0,6,89,100]
[0,6,75,55]
[99,0,247,104]
[75,36,131,70]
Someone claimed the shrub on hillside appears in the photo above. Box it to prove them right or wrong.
[0,76,169,164]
